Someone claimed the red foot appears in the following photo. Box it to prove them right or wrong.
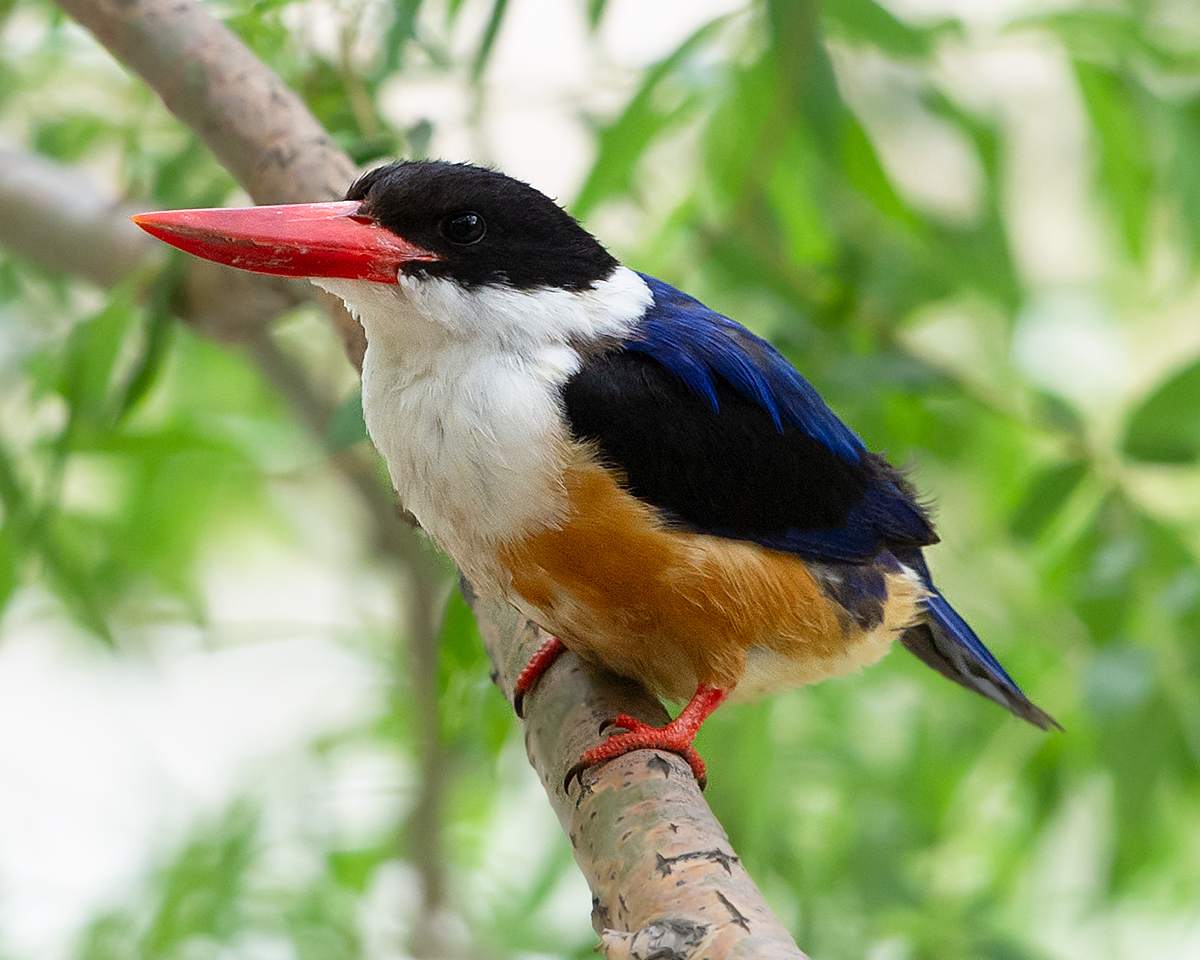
[513,635,566,719]
[564,685,728,792]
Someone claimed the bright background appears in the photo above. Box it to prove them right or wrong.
[1,0,1200,958]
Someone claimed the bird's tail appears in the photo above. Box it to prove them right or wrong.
[901,593,1059,730]
[896,554,1060,730]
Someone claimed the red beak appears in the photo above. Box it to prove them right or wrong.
[131,201,439,284]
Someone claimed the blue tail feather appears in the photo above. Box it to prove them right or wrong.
[895,554,1059,730]
[924,592,1021,695]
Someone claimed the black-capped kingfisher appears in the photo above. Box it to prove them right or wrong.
[134,161,1058,789]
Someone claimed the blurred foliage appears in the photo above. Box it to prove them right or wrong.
[2,0,1200,959]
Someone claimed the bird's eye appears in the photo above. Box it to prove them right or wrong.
[440,212,486,245]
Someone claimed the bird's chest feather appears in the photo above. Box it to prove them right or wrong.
[360,339,576,579]
[317,269,651,588]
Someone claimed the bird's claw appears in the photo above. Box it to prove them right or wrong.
[563,713,709,793]
[563,760,589,793]
[597,713,638,735]
[512,636,567,721]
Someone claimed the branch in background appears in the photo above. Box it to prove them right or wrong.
[52,0,366,366]
[53,0,354,203]
[44,0,443,939]
[251,335,457,953]
[37,0,811,952]
[0,141,453,956]
[0,140,155,288]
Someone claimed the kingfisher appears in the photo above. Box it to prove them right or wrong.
[134,161,1058,788]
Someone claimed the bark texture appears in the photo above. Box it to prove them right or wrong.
[473,591,808,958]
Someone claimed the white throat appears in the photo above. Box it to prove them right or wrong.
[313,266,652,586]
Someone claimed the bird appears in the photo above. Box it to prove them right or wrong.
[134,160,1058,789]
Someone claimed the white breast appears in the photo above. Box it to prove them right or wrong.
[313,267,652,590]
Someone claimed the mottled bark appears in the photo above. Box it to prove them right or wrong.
[473,591,808,958]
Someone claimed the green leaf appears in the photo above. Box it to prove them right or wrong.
[438,585,483,674]
[140,802,258,956]
[59,290,142,431]
[1010,461,1088,541]
[573,17,726,218]
[471,0,509,82]
[40,530,114,643]
[437,587,511,755]
[840,114,912,224]
[1027,10,1139,70]
[380,0,425,74]
[76,912,140,960]
[0,528,17,616]
[1074,61,1155,259]
[769,126,837,265]
[822,0,957,59]
[0,436,26,530]
[148,138,236,208]
[0,431,112,641]
[1124,358,1200,462]
[115,260,179,421]
[285,882,361,960]
[327,846,393,893]
[1170,102,1200,262]
[33,114,109,162]
[703,54,779,209]
[586,0,607,30]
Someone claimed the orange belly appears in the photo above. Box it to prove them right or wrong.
[498,459,925,702]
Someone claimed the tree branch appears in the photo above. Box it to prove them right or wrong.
[0,141,453,955]
[53,0,354,204]
[34,2,811,952]
[471,589,808,958]
[0,139,155,287]
[52,0,366,366]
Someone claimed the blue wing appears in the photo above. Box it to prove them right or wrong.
[562,274,1058,729]
[608,275,935,561]
[627,275,865,461]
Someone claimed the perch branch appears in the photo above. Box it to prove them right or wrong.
[471,589,807,958]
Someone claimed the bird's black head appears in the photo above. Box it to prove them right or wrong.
[345,161,618,292]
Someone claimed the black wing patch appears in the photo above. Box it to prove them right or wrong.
[562,350,936,564]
